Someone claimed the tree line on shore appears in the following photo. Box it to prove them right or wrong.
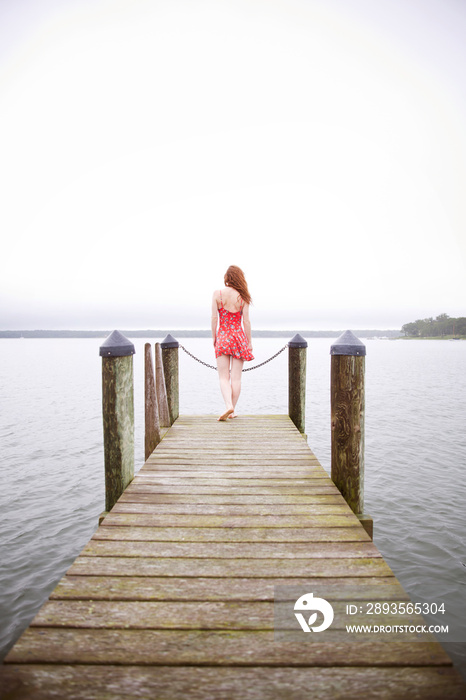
[402,314,466,338]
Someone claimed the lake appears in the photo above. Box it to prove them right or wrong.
[0,336,465,678]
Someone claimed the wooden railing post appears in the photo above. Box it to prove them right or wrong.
[144,343,161,460]
[330,330,373,538]
[155,343,171,428]
[288,333,308,434]
[99,330,135,512]
[161,334,179,425]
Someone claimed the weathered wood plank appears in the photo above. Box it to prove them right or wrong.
[141,464,326,471]
[171,414,294,422]
[129,477,338,486]
[143,463,323,470]
[147,439,314,446]
[111,502,353,515]
[80,540,381,559]
[67,556,393,577]
[147,446,314,451]
[137,470,331,477]
[149,439,310,443]
[146,442,315,447]
[3,665,465,700]
[4,630,454,667]
[101,512,361,528]
[144,446,319,452]
[92,525,370,542]
[165,424,302,431]
[153,441,311,446]
[28,600,429,631]
[121,489,347,504]
[50,575,400,601]
[129,482,340,495]
[144,456,322,462]
[151,448,312,452]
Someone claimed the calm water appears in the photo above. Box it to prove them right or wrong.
[0,336,465,677]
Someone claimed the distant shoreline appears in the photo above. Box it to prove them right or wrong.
[401,335,465,340]
[0,329,402,339]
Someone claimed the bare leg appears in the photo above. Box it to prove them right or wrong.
[230,357,244,417]
[216,354,234,420]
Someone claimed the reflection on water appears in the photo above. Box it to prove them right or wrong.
[0,337,465,676]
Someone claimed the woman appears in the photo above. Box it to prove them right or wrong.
[212,265,254,421]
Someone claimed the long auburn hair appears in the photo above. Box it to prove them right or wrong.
[224,265,252,305]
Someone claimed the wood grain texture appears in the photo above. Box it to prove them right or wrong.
[2,665,466,700]
[79,540,381,559]
[161,344,179,424]
[3,630,455,668]
[144,343,161,460]
[91,525,371,542]
[50,576,401,601]
[66,555,394,578]
[155,342,170,428]
[2,414,464,699]
[95,512,363,528]
[331,355,365,515]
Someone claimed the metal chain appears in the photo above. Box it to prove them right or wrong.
[243,344,288,371]
[179,345,217,370]
[180,343,288,372]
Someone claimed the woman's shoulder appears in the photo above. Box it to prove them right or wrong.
[212,289,225,307]
[213,287,232,299]
[224,288,245,310]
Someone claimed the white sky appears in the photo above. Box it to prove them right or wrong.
[1,0,465,330]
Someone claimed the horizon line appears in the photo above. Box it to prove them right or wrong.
[0,328,402,338]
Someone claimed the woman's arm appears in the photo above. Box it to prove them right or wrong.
[242,303,253,350]
[211,292,219,346]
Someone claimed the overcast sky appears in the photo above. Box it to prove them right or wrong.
[1,0,465,330]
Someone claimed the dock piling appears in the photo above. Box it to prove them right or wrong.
[161,334,179,425]
[330,330,372,538]
[155,343,170,428]
[288,333,308,434]
[99,330,135,512]
[144,343,161,460]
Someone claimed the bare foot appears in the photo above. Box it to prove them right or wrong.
[228,412,238,419]
[218,408,234,421]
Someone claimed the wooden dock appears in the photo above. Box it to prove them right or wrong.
[2,415,465,699]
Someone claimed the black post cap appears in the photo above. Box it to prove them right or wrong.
[330,330,366,356]
[99,330,135,357]
[161,333,179,349]
[288,333,308,348]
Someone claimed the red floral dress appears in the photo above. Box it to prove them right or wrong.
[215,294,254,361]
